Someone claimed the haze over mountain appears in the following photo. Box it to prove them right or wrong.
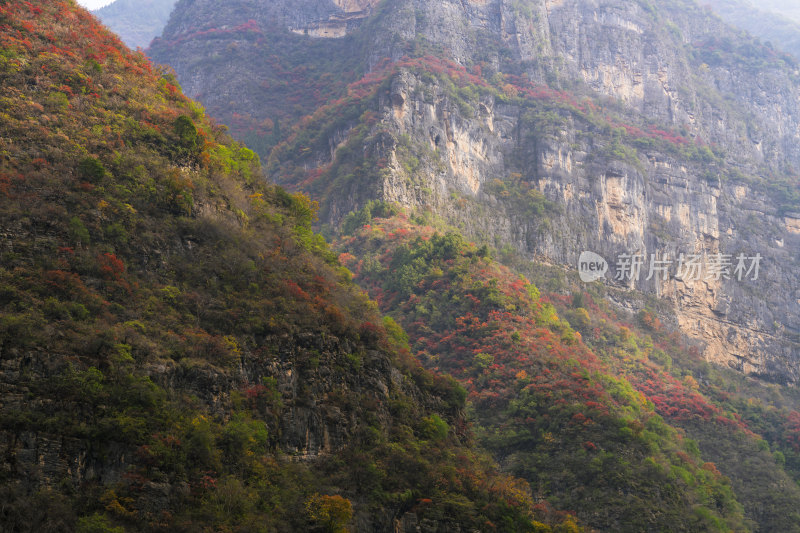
[703,0,800,59]
[756,0,800,24]
[93,0,176,49]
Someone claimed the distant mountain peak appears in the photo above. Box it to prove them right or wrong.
[704,0,800,59]
[93,0,177,49]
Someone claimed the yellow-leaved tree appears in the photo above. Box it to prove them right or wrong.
[305,494,353,533]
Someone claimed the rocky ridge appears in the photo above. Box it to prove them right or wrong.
[152,0,800,380]
[0,2,548,530]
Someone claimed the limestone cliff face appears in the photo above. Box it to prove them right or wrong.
[156,0,378,45]
[159,0,375,34]
[365,0,800,171]
[154,0,800,381]
[291,68,800,381]
[154,0,800,171]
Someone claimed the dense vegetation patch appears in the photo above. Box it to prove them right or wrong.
[0,2,575,531]
[337,209,800,532]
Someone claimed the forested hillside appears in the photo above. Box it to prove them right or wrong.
[5,0,800,531]
[148,0,800,530]
[334,205,800,531]
[151,0,800,386]
[0,2,567,531]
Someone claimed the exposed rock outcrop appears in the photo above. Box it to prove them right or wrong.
[152,0,800,380]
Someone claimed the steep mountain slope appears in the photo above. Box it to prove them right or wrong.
[145,0,800,530]
[152,0,800,382]
[0,2,564,531]
[94,0,176,49]
[334,205,800,531]
[149,0,382,157]
[703,0,800,59]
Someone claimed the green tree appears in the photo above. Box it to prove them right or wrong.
[174,115,201,158]
[75,514,125,533]
[77,157,106,182]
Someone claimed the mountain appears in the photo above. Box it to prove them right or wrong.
[94,0,176,49]
[147,0,800,530]
[153,0,800,383]
[752,0,800,24]
[703,0,800,59]
[334,204,800,531]
[0,1,564,531]
[9,0,800,531]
